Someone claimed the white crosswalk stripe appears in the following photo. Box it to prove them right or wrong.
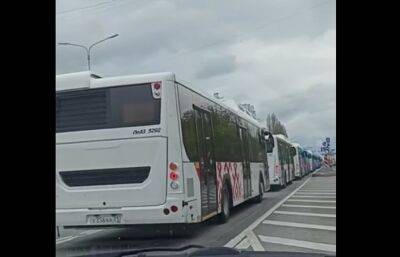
[282,204,336,209]
[291,195,336,199]
[295,192,336,195]
[229,169,336,253]
[298,190,336,192]
[274,210,336,217]
[263,220,336,231]
[259,235,336,253]
[287,199,336,203]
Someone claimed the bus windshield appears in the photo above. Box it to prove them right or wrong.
[56,83,161,133]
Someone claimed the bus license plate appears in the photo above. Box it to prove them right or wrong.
[87,214,122,225]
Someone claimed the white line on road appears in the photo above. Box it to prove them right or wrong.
[301,187,336,189]
[299,189,336,191]
[295,192,336,195]
[56,229,103,245]
[224,176,313,248]
[282,204,336,209]
[80,229,103,236]
[274,211,336,218]
[235,238,251,250]
[56,236,77,244]
[298,190,336,192]
[246,230,265,251]
[258,235,336,253]
[299,188,336,192]
[287,199,336,203]
[291,195,336,199]
[262,220,336,231]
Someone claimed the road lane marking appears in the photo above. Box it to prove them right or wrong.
[56,229,103,245]
[262,220,336,231]
[301,188,336,190]
[291,195,336,199]
[56,236,77,244]
[295,192,336,195]
[246,230,265,251]
[225,176,313,248]
[299,188,336,192]
[274,211,336,218]
[258,235,336,253]
[299,189,336,190]
[80,229,103,235]
[287,199,336,203]
[282,204,336,209]
[235,238,251,249]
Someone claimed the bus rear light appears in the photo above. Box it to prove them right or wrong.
[163,208,170,215]
[151,82,162,99]
[169,162,178,171]
[170,181,179,190]
[153,82,161,90]
[169,172,179,181]
[170,205,178,212]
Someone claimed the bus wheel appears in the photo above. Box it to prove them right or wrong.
[254,179,264,203]
[218,184,231,224]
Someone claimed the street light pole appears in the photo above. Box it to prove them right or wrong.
[58,33,119,71]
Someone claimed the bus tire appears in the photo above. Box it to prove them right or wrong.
[254,178,264,203]
[218,183,231,224]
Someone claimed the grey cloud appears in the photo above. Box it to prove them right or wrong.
[57,0,335,75]
[255,83,335,149]
[257,83,335,121]
[56,0,336,152]
[195,55,237,79]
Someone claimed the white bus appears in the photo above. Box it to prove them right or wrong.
[265,134,295,188]
[305,150,313,174]
[56,71,270,228]
[291,143,303,179]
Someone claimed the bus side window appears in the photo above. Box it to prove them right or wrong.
[264,133,274,153]
[266,141,273,153]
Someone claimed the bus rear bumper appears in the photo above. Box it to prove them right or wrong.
[56,203,193,227]
[270,176,282,185]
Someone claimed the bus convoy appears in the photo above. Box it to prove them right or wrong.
[56,72,323,229]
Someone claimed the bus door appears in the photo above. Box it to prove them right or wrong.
[289,146,296,180]
[194,107,217,219]
[278,141,286,182]
[239,127,251,199]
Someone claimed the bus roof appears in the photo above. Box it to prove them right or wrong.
[175,79,263,128]
[292,142,302,149]
[274,134,293,144]
[56,71,263,129]
[56,71,175,92]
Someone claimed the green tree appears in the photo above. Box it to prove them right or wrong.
[266,113,288,137]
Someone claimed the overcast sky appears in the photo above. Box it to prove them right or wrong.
[56,0,336,152]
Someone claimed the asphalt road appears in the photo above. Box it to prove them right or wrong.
[56,167,335,257]
[229,167,336,255]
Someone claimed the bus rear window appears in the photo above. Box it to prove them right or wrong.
[56,84,161,133]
